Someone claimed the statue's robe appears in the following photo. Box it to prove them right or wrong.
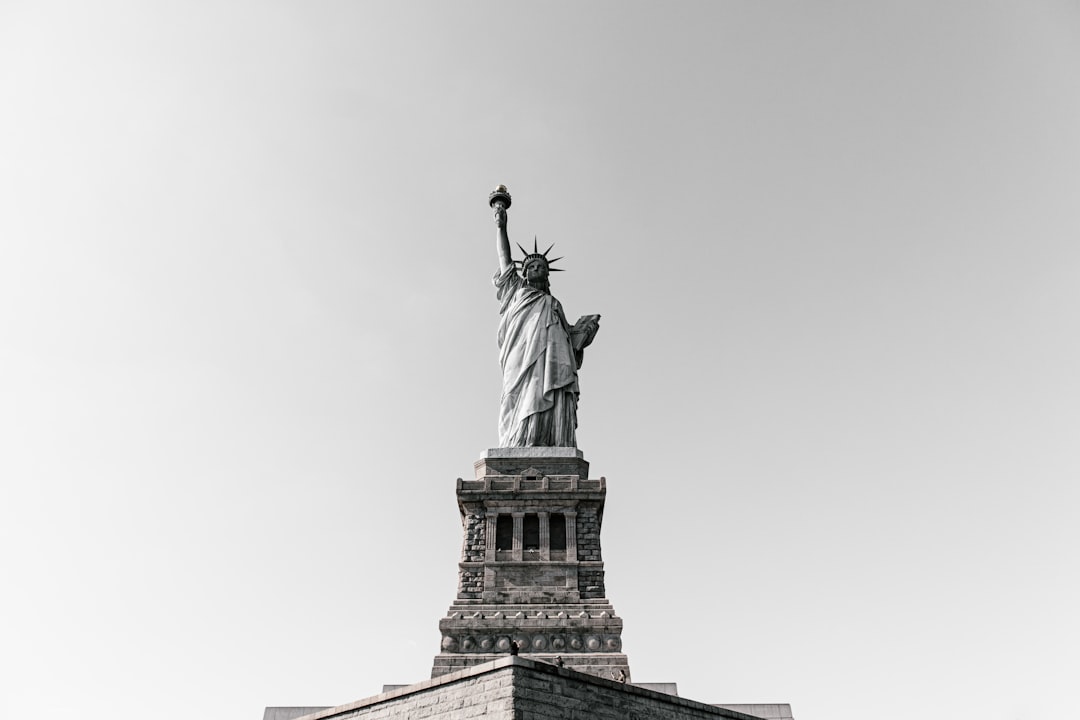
[494,265,579,447]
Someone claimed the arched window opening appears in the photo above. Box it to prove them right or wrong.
[549,513,567,560]
[523,514,540,559]
[495,514,513,560]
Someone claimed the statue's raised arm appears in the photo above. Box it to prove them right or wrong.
[487,185,600,449]
[490,185,513,275]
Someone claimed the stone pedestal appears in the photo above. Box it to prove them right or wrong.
[430,448,630,681]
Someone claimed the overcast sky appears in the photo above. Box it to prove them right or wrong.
[2,3,1079,720]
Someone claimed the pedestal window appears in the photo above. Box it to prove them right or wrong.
[523,514,540,560]
[549,513,567,560]
[495,515,513,561]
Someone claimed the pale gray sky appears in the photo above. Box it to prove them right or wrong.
[2,3,1078,720]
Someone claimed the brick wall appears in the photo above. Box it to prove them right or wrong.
[575,507,605,598]
[301,668,514,720]
[511,665,761,720]
[462,512,486,562]
[458,512,487,599]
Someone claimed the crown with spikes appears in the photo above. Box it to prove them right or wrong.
[516,236,564,273]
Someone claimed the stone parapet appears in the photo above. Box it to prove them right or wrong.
[458,475,605,495]
[474,447,590,479]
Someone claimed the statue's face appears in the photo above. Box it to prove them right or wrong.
[523,259,549,283]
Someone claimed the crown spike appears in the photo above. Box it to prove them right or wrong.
[516,243,528,256]
[547,257,563,265]
[543,243,555,257]
[533,236,539,254]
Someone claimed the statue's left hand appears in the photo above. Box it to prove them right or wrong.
[570,314,600,351]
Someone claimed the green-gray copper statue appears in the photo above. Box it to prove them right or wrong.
[489,185,600,448]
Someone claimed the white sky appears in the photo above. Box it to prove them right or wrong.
[2,3,1078,720]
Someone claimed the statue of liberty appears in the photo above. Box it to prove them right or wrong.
[489,186,600,448]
